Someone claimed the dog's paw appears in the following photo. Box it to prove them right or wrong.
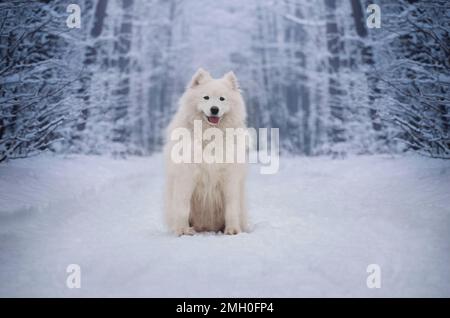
[224,226,241,235]
[174,226,196,236]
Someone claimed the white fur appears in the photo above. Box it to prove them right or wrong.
[164,68,248,236]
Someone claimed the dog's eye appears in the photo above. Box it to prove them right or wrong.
[219,97,225,101]
[203,96,209,100]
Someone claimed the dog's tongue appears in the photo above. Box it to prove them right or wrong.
[208,116,220,124]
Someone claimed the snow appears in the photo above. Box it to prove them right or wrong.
[0,154,449,297]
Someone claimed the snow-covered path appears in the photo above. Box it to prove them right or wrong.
[0,154,449,297]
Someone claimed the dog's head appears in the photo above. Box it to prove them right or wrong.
[181,68,246,127]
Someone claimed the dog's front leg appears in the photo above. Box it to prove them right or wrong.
[170,168,196,236]
[224,173,242,235]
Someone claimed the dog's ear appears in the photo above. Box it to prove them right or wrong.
[223,71,240,91]
[188,68,212,89]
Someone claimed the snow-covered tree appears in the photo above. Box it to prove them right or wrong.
[1,0,448,160]
[0,1,85,161]
[370,0,450,158]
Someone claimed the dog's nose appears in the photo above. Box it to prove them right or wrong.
[210,106,219,115]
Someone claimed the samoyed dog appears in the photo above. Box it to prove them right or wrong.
[164,68,248,236]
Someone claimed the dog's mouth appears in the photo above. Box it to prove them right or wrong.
[206,116,220,125]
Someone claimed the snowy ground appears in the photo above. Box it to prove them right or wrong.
[0,153,449,297]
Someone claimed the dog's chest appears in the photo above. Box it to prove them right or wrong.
[190,163,226,232]
[194,162,225,187]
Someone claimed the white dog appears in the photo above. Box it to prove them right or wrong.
[164,68,248,236]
